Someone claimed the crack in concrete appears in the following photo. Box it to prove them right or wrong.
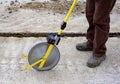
[0,32,120,37]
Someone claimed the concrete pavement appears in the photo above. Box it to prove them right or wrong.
[0,0,120,84]
[0,37,120,84]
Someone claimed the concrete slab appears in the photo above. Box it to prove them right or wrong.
[0,9,120,33]
[0,37,120,84]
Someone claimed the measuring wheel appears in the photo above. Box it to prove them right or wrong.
[25,0,77,71]
[28,42,60,71]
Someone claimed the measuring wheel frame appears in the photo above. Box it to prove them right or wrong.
[28,42,60,71]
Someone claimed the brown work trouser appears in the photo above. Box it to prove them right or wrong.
[86,0,116,57]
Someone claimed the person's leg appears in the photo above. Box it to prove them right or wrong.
[87,0,116,68]
[93,0,116,57]
[76,0,95,51]
[86,0,95,48]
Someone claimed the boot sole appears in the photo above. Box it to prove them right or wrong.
[76,46,92,51]
[87,56,106,68]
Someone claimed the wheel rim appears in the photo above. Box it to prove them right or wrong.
[28,42,60,71]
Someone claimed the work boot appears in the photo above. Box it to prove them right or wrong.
[87,55,106,68]
[76,42,92,51]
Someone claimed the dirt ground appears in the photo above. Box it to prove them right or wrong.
[2,0,120,14]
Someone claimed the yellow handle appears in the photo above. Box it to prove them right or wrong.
[64,0,77,22]
[40,0,77,68]
[58,0,77,35]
